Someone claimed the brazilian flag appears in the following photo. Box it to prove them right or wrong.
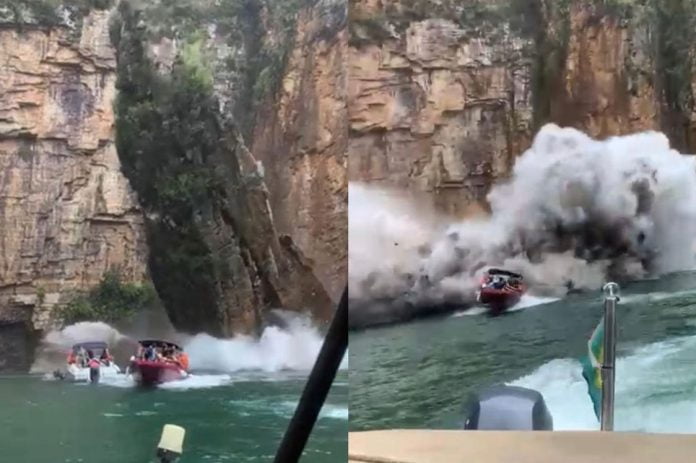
[580,318,604,420]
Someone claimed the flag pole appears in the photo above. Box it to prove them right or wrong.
[601,282,619,431]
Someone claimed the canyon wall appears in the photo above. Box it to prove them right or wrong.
[349,0,696,217]
[253,0,348,300]
[0,7,148,369]
[0,0,347,369]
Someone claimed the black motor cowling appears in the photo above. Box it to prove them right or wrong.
[462,385,553,430]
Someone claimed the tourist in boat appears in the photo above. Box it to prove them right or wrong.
[144,344,157,361]
[84,350,98,369]
[77,347,88,367]
[88,356,100,370]
[100,348,113,366]
[178,350,189,370]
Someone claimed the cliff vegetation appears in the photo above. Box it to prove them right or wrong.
[59,269,157,325]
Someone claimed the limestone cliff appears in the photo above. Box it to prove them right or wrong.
[0,6,148,369]
[349,0,696,216]
[253,0,348,300]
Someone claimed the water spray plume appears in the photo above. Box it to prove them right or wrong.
[32,313,346,386]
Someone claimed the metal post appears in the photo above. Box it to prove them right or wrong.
[601,282,619,431]
[273,286,347,463]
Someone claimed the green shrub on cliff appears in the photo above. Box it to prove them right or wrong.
[59,270,157,325]
[110,0,227,320]
[1,0,113,27]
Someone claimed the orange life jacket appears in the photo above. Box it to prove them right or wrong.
[178,353,189,371]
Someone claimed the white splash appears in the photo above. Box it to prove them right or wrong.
[182,315,344,373]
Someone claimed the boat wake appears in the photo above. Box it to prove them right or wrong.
[451,294,559,317]
[510,335,696,432]
[280,401,349,421]
[152,374,232,390]
[511,294,560,311]
[350,124,696,327]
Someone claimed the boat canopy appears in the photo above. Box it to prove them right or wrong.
[138,339,183,350]
[72,341,108,352]
[486,268,523,279]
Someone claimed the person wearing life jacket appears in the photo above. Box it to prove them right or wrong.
[144,344,156,361]
[178,350,189,371]
[78,347,88,367]
[88,356,100,369]
[85,350,101,383]
[100,348,113,366]
[67,351,77,365]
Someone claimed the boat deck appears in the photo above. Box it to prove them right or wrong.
[349,430,696,463]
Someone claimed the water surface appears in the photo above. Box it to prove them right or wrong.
[0,372,347,462]
[350,272,696,431]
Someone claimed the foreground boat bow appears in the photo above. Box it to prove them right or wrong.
[348,430,696,463]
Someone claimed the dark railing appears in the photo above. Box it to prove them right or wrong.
[273,286,348,463]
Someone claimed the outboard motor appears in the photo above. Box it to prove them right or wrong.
[462,385,553,430]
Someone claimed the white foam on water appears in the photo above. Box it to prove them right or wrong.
[619,289,696,304]
[319,404,349,420]
[451,307,488,317]
[182,316,346,374]
[451,294,558,317]
[510,294,561,312]
[510,335,696,432]
[157,374,233,390]
[279,401,348,420]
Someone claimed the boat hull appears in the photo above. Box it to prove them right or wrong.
[129,360,187,386]
[65,363,121,383]
[477,287,523,316]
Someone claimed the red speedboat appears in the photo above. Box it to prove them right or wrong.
[476,268,526,316]
[128,340,189,386]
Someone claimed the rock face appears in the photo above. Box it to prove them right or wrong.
[253,0,348,299]
[109,0,339,337]
[0,10,148,369]
[349,0,696,216]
